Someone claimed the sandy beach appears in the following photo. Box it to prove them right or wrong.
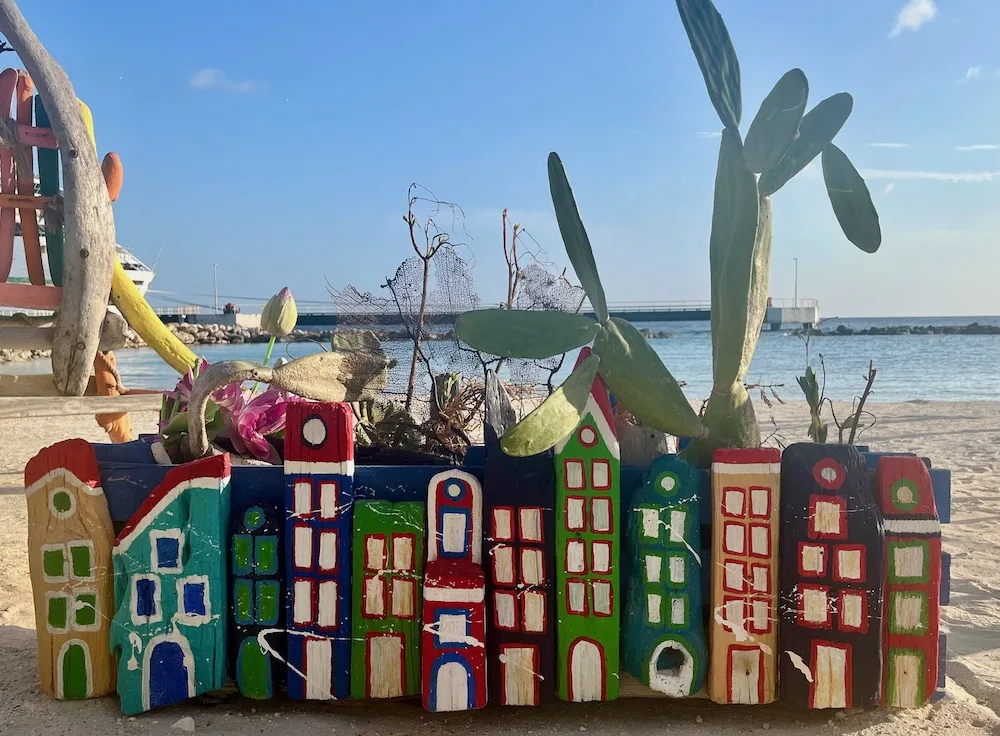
[1,401,998,735]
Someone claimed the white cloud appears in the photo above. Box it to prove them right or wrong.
[890,0,938,37]
[868,142,910,149]
[955,144,1000,151]
[189,68,268,93]
[860,168,1000,183]
[696,131,721,139]
[883,183,896,195]
[955,66,982,84]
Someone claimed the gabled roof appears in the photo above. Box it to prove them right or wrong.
[24,438,101,497]
[554,346,620,460]
[116,454,230,552]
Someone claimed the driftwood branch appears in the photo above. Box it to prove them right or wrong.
[0,2,116,395]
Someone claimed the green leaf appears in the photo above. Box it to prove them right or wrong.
[821,144,882,253]
[676,0,742,130]
[743,69,809,173]
[500,353,601,457]
[710,130,764,390]
[455,309,600,359]
[758,92,854,196]
[592,317,705,438]
[548,153,609,323]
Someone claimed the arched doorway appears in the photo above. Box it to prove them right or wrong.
[144,636,194,710]
[58,640,90,700]
[237,638,273,700]
[648,639,695,697]
[431,655,472,711]
[568,638,605,702]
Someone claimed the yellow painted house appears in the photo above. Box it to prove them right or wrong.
[24,439,115,699]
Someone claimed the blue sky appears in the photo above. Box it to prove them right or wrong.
[14,0,1000,317]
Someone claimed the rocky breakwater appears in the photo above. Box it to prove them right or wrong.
[800,322,1000,337]
[134,323,460,348]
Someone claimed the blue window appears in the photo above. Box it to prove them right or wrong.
[183,581,208,616]
[156,536,180,570]
[433,607,472,649]
[136,578,157,617]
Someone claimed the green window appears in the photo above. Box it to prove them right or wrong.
[889,591,928,635]
[47,595,68,630]
[234,579,254,625]
[51,489,73,515]
[233,535,253,576]
[69,543,91,579]
[256,581,280,625]
[42,547,66,580]
[74,593,97,628]
[666,594,689,629]
[255,536,278,575]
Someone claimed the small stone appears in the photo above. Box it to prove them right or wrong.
[763,724,771,730]
[171,716,196,732]
[580,728,587,733]
[695,715,703,723]
[251,708,257,714]
[834,711,847,721]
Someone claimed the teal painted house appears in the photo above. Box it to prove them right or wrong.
[110,455,231,715]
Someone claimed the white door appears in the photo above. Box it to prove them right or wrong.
[812,644,848,709]
[569,639,604,702]
[368,636,404,699]
[889,651,922,708]
[305,638,333,700]
[435,661,471,711]
[729,647,762,704]
[501,646,538,706]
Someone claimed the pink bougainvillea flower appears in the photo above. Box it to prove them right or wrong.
[230,387,295,464]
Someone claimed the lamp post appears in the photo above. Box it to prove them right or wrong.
[793,257,798,308]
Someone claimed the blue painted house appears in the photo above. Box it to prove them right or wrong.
[110,454,231,715]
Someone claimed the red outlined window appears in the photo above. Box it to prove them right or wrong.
[797,583,831,629]
[362,575,387,620]
[578,425,598,448]
[723,560,747,593]
[521,590,547,633]
[750,563,771,593]
[749,524,771,558]
[364,632,405,698]
[749,597,772,634]
[749,486,771,518]
[723,521,746,554]
[566,578,588,615]
[726,646,765,705]
[591,459,612,491]
[317,530,338,573]
[391,533,416,572]
[833,544,867,583]
[292,577,314,625]
[493,590,517,631]
[520,548,545,586]
[564,459,586,490]
[493,545,516,585]
[292,523,314,571]
[499,644,541,706]
[591,540,613,575]
[390,577,417,620]
[837,589,868,633]
[721,596,746,632]
[722,487,746,518]
[492,507,515,542]
[565,539,586,574]
[808,494,847,540]
[798,542,827,578]
[316,580,339,630]
[364,534,386,572]
[591,497,613,533]
[565,496,586,531]
[318,481,339,520]
[518,507,543,542]
[592,580,613,617]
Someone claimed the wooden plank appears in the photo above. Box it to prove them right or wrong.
[16,73,45,285]
[707,449,780,705]
[624,455,707,698]
[779,444,884,709]
[0,322,127,351]
[0,394,163,418]
[0,373,96,397]
[18,122,57,148]
[109,454,231,715]
[33,95,62,285]
[875,455,941,708]
[553,347,620,702]
[24,438,116,699]
[0,280,61,308]
[0,192,51,208]
[0,68,16,282]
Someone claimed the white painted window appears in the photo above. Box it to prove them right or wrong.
[591,459,611,490]
[441,512,468,554]
[835,547,863,581]
[519,508,543,542]
[293,579,312,624]
[893,544,926,580]
[892,592,926,633]
[316,583,345,633]
[724,522,745,554]
[751,599,769,632]
[592,581,612,616]
[669,510,687,542]
[724,599,744,628]
[494,591,516,629]
[294,481,312,517]
[493,545,515,584]
[566,497,586,531]
[364,576,385,617]
[391,578,415,619]
[521,548,544,585]
[567,581,587,614]
[724,561,745,592]
[294,526,314,570]
[645,554,663,583]
[752,565,770,593]
[801,587,829,624]
[669,555,686,585]
[800,543,826,575]
[566,540,586,573]
[840,592,863,629]
[492,508,514,541]
[392,535,414,571]
[812,499,843,536]
[670,597,685,626]
[319,482,339,519]
[565,460,586,490]
[724,488,745,516]
[647,593,662,624]
[750,525,770,556]
[591,497,612,533]
[641,508,660,539]
[318,531,338,572]
[750,487,770,517]
[522,591,545,633]
[365,535,386,571]
[437,612,468,644]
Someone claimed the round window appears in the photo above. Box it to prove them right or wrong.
[890,479,920,512]
[657,471,679,496]
[812,458,847,490]
[302,416,328,448]
[49,488,74,516]
[578,426,598,447]
[244,506,265,531]
[446,481,465,500]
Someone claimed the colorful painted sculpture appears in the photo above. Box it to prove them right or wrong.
[876,456,942,708]
[553,348,621,702]
[483,371,556,706]
[230,501,284,700]
[284,401,355,700]
[708,449,781,704]
[624,455,707,697]
[110,454,231,715]
[351,500,425,699]
[24,439,116,700]
[421,469,487,712]
[779,444,884,709]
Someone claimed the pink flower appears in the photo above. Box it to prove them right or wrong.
[230,388,295,464]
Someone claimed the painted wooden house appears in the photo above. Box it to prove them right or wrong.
[351,499,425,699]
[779,444,884,709]
[230,501,284,700]
[624,455,707,697]
[553,348,621,702]
[284,401,355,701]
[708,449,781,705]
[876,456,942,708]
[24,439,116,700]
[421,469,487,712]
[110,454,231,715]
[483,373,556,706]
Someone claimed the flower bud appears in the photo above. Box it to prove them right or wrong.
[261,287,298,337]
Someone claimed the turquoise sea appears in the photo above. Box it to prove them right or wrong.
[5,316,999,403]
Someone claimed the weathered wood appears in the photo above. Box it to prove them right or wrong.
[483,374,556,706]
[624,455,707,697]
[16,73,45,285]
[707,449,781,705]
[0,67,16,282]
[284,401,355,700]
[422,469,487,712]
[350,500,424,699]
[614,404,675,466]
[0,191,50,208]
[18,121,56,147]
[0,309,129,350]
[553,347,621,702]
[876,455,941,708]
[230,501,284,700]
[779,444,884,709]
[0,373,96,397]
[109,454,231,715]
[24,438,115,699]
[0,1,118,395]
[0,280,61,308]
[0,394,162,418]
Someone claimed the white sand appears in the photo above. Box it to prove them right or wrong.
[0,402,998,735]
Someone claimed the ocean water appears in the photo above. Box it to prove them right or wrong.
[5,316,999,402]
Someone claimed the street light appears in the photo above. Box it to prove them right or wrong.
[793,258,798,308]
